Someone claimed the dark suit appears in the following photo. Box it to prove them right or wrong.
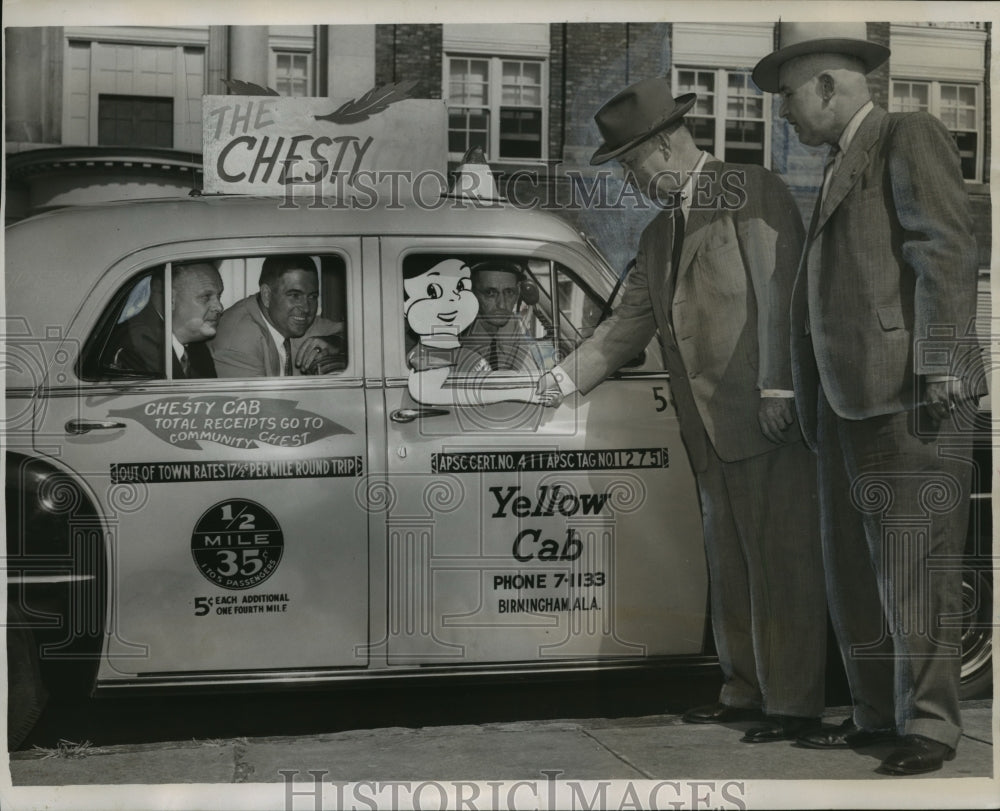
[563,160,826,716]
[107,304,216,379]
[792,106,979,748]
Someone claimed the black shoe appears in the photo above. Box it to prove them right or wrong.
[876,735,956,775]
[681,702,763,725]
[796,718,898,750]
[742,715,821,743]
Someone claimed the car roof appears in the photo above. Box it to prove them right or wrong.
[4,195,599,389]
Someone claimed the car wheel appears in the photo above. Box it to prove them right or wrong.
[959,570,993,700]
[7,602,48,749]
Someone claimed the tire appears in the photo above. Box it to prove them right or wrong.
[7,602,48,749]
[959,570,993,700]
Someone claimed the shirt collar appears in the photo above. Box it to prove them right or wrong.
[258,299,290,366]
[837,101,874,155]
[171,334,186,361]
[679,151,709,218]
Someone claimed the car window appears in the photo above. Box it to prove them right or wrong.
[401,252,558,377]
[79,254,348,382]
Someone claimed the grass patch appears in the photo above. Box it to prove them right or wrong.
[31,738,100,759]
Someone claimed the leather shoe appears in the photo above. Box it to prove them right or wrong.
[742,714,821,743]
[876,735,956,775]
[796,718,898,749]
[681,703,763,725]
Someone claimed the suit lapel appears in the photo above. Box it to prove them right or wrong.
[249,297,282,376]
[813,106,885,235]
[676,159,724,283]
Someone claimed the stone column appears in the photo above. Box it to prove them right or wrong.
[206,26,230,95]
[5,26,63,145]
[228,26,270,88]
[326,25,376,98]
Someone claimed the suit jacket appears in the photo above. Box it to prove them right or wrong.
[791,107,980,446]
[211,294,343,377]
[563,159,805,471]
[107,304,216,379]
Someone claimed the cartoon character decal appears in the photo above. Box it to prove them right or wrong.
[403,258,550,406]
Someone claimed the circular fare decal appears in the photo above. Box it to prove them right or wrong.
[192,499,284,590]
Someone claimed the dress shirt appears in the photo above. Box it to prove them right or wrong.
[260,304,293,376]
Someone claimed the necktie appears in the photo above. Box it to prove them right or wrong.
[809,145,841,238]
[666,205,685,322]
[179,348,191,378]
[283,337,293,376]
[488,336,500,370]
[671,205,685,270]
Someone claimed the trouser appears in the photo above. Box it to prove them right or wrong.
[696,437,826,717]
[817,388,972,748]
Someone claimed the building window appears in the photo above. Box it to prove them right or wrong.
[97,94,174,147]
[674,67,768,166]
[890,80,981,181]
[447,55,546,162]
[273,50,312,97]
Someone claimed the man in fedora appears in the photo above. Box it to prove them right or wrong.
[537,77,827,743]
[753,23,981,775]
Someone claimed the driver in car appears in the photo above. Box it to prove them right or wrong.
[464,259,544,374]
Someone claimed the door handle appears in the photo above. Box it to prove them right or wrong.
[66,419,127,435]
[389,407,450,424]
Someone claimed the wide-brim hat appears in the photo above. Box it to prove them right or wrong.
[590,77,696,166]
[752,22,890,92]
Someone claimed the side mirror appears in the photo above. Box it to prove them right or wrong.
[519,279,540,307]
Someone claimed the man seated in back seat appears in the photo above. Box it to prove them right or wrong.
[108,261,223,379]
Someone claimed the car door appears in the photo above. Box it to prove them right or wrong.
[35,238,370,681]
[380,236,708,667]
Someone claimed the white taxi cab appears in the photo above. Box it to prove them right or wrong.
[5,180,719,747]
[5,93,991,748]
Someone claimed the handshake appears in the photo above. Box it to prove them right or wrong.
[533,370,567,408]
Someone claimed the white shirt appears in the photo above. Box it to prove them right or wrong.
[821,101,874,206]
[260,301,292,375]
[171,334,186,365]
[551,150,792,399]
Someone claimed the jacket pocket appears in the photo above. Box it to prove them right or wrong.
[877,305,905,331]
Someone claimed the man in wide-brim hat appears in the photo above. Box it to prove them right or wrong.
[752,22,983,776]
[538,76,827,743]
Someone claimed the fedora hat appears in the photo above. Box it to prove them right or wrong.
[590,77,696,165]
[752,22,890,92]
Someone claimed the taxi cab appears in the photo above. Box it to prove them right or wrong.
[5,184,718,747]
[5,94,992,748]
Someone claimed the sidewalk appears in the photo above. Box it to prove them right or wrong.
[8,701,993,787]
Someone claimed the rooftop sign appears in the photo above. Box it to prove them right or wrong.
[203,86,448,201]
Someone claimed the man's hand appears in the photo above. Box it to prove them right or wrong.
[759,396,794,444]
[536,371,564,408]
[924,378,964,424]
[296,334,346,375]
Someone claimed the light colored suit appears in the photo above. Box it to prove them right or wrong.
[563,160,826,716]
[211,294,342,378]
[793,106,980,747]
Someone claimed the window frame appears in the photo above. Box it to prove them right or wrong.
[672,65,771,168]
[79,250,353,384]
[270,48,314,98]
[97,93,175,148]
[444,53,549,164]
[889,77,983,183]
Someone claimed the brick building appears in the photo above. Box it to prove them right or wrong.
[5,22,992,279]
